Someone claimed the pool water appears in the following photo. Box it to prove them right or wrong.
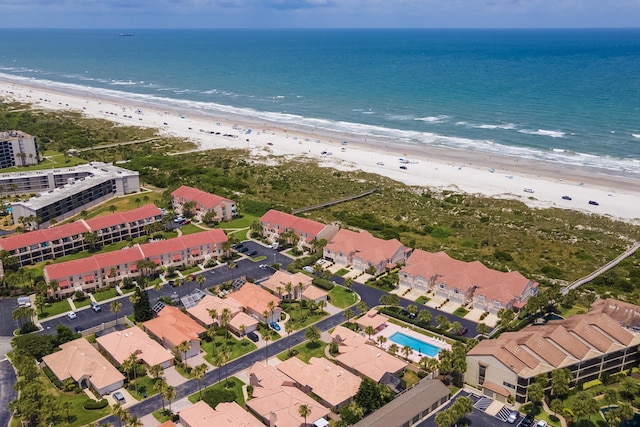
[389,332,440,357]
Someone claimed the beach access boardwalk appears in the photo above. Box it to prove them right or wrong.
[562,241,640,295]
[291,188,377,214]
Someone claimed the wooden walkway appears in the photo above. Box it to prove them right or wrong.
[561,241,640,295]
[291,188,378,214]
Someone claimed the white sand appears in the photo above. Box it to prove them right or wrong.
[2,75,639,225]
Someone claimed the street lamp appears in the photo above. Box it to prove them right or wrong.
[273,253,277,265]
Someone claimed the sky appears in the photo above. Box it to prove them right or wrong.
[0,0,639,29]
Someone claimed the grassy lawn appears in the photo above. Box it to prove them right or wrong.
[10,371,110,427]
[416,296,430,304]
[283,303,328,330]
[250,255,267,262]
[93,287,120,302]
[3,150,87,172]
[152,408,175,423]
[73,298,91,308]
[188,376,246,407]
[228,229,249,240]
[277,340,327,363]
[329,286,357,309]
[201,333,257,365]
[179,223,204,235]
[334,268,350,276]
[126,375,158,400]
[37,299,71,319]
[181,266,202,276]
[452,306,469,317]
[402,370,421,388]
[217,213,260,230]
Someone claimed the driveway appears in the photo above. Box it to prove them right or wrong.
[416,391,519,427]
[0,297,19,336]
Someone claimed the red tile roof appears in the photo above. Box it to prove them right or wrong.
[179,229,227,248]
[171,185,233,210]
[260,209,326,237]
[402,249,535,304]
[325,229,407,265]
[85,204,162,230]
[0,221,90,251]
[94,246,145,269]
[140,238,185,258]
[45,256,100,281]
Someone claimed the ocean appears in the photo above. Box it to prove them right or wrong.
[0,28,639,175]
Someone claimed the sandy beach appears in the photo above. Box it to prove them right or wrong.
[2,75,639,224]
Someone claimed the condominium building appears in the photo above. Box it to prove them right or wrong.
[0,130,39,170]
[465,308,640,403]
[9,162,139,227]
[171,185,237,222]
[0,204,163,274]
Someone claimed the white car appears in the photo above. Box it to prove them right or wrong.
[524,188,535,193]
[316,259,326,265]
[376,161,384,166]
[67,312,77,320]
[507,411,518,424]
[534,421,547,427]
[303,266,314,273]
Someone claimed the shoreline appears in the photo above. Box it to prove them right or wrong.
[2,75,639,225]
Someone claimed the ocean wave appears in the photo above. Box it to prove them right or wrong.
[474,123,517,130]
[518,128,565,138]
[414,115,449,123]
[1,72,637,176]
[633,134,640,139]
[109,80,139,86]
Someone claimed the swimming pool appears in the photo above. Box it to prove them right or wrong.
[389,332,441,357]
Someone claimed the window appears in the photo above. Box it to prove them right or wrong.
[478,364,486,385]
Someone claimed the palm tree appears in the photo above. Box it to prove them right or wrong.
[266,300,275,323]
[112,403,129,427]
[364,325,376,340]
[110,300,122,326]
[285,321,294,355]
[239,324,247,341]
[388,343,399,357]
[418,309,432,325]
[276,285,283,299]
[163,385,177,412]
[208,308,218,326]
[402,345,413,361]
[123,353,139,394]
[193,363,207,399]
[343,308,354,322]
[297,282,305,318]
[344,277,354,292]
[154,380,168,411]
[221,345,232,385]
[127,416,143,427]
[476,322,490,335]
[176,340,191,361]
[109,205,117,213]
[376,335,387,348]
[196,274,205,289]
[298,404,311,426]
[407,304,418,318]
[285,282,293,300]
[220,308,231,340]
[149,364,164,381]
[356,301,369,314]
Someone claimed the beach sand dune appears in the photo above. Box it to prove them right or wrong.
[2,76,639,224]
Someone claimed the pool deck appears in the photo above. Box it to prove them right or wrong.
[373,322,452,364]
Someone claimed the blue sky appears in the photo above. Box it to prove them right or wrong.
[1,0,639,29]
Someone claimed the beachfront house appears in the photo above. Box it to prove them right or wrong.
[323,229,411,275]
[41,338,125,396]
[259,209,339,250]
[143,306,206,361]
[465,308,640,403]
[399,249,537,314]
[171,185,237,222]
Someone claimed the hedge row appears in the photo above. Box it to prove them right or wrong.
[42,365,63,389]
[83,398,108,410]
[312,277,335,291]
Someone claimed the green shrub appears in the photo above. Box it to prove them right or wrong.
[202,388,237,409]
[312,277,334,291]
[83,398,108,410]
[549,415,559,423]
[582,379,602,390]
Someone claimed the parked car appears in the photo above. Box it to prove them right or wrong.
[259,264,269,269]
[376,161,385,165]
[247,250,257,256]
[523,188,534,193]
[67,312,77,320]
[74,326,84,333]
[239,247,249,253]
[521,414,535,427]
[589,200,599,206]
[113,392,126,404]
[562,195,572,200]
[303,266,314,273]
[316,259,326,265]
[507,410,519,424]
[91,302,102,312]
[456,327,468,336]
[534,421,547,427]
[168,280,176,287]
[269,242,279,249]
[399,165,408,170]
[247,331,259,342]
[270,322,281,331]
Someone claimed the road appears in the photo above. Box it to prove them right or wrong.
[0,358,18,427]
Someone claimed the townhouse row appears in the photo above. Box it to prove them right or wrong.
[0,204,164,275]
[43,228,227,297]
[260,209,537,315]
